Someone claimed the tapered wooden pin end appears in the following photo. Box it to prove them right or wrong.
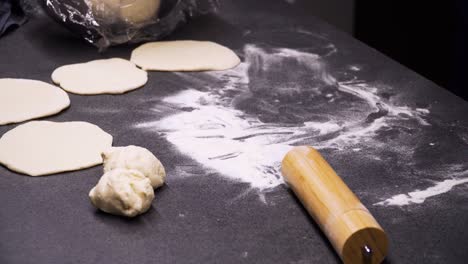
[281,146,388,264]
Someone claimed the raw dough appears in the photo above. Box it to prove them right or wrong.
[0,79,70,125]
[102,145,166,188]
[89,0,161,25]
[120,0,161,24]
[130,40,241,71]
[89,168,154,217]
[52,58,147,95]
[0,121,113,176]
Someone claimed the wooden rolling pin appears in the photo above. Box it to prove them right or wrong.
[282,146,388,264]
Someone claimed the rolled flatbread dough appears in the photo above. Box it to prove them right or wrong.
[0,79,70,125]
[130,40,241,71]
[0,121,113,176]
[52,58,147,95]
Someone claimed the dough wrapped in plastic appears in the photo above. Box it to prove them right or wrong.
[40,0,219,50]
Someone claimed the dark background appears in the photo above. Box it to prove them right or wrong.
[307,0,468,101]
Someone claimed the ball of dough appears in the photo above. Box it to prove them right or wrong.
[102,145,166,188]
[89,0,161,25]
[88,0,121,25]
[120,0,161,24]
[89,169,154,217]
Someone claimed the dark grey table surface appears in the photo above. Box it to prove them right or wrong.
[1,0,468,263]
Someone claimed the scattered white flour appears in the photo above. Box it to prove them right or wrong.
[313,118,388,148]
[375,170,468,206]
[137,84,426,191]
[139,90,294,189]
[339,82,429,125]
[136,44,431,195]
[416,108,430,114]
[162,89,207,107]
[303,121,342,135]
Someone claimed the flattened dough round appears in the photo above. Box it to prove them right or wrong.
[130,40,241,71]
[0,121,113,176]
[0,79,70,125]
[52,58,147,95]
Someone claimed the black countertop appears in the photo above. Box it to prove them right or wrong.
[1,0,467,263]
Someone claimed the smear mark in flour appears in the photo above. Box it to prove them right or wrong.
[136,40,433,200]
[375,170,468,206]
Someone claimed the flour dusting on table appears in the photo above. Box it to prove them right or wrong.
[137,42,435,198]
[140,89,291,189]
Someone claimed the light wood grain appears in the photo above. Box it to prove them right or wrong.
[281,146,388,264]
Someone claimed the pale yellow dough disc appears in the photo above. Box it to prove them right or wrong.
[0,121,113,176]
[0,79,70,125]
[52,58,147,95]
[130,40,241,71]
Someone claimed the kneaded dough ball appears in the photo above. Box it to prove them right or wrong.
[120,0,161,24]
[102,145,166,188]
[89,0,161,25]
[89,169,154,217]
[88,0,120,24]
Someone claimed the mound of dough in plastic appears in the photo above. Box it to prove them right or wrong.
[130,40,241,71]
[0,121,113,176]
[0,78,70,125]
[52,58,147,95]
[89,0,161,25]
[102,145,166,188]
[89,168,154,217]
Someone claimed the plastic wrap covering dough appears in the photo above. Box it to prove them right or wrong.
[40,0,219,50]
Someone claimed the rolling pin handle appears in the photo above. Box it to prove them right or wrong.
[281,146,389,263]
[362,245,373,264]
